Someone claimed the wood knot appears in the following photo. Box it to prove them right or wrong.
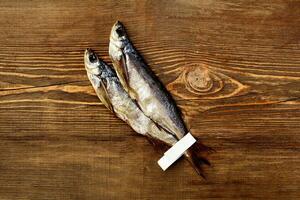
[183,64,224,96]
[167,64,248,100]
[186,67,213,93]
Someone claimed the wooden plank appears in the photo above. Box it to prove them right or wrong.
[0,0,299,199]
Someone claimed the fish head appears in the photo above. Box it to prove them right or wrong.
[84,48,105,88]
[84,48,116,87]
[110,21,127,49]
[84,48,102,76]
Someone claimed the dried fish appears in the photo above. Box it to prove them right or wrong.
[84,49,207,176]
[109,21,188,141]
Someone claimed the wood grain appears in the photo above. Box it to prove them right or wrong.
[0,0,299,199]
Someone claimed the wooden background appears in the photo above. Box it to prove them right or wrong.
[0,0,299,199]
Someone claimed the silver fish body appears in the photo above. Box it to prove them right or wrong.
[84,49,206,176]
[84,49,178,146]
[109,21,187,140]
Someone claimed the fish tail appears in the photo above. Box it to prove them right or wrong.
[192,139,215,154]
[185,149,211,178]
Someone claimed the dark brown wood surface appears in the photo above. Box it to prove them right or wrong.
[0,0,299,199]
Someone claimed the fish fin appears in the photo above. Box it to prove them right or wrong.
[187,130,215,154]
[146,133,211,178]
[96,80,114,112]
[183,132,213,178]
[192,139,215,155]
[121,55,130,83]
[183,132,212,178]
[146,134,210,178]
[185,149,211,179]
[120,54,140,100]
[111,55,130,93]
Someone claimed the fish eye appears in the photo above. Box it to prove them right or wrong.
[89,54,97,63]
[116,26,125,37]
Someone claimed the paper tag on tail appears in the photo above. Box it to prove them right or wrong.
[157,132,196,171]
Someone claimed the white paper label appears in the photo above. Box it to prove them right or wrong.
[157,132,196,171]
